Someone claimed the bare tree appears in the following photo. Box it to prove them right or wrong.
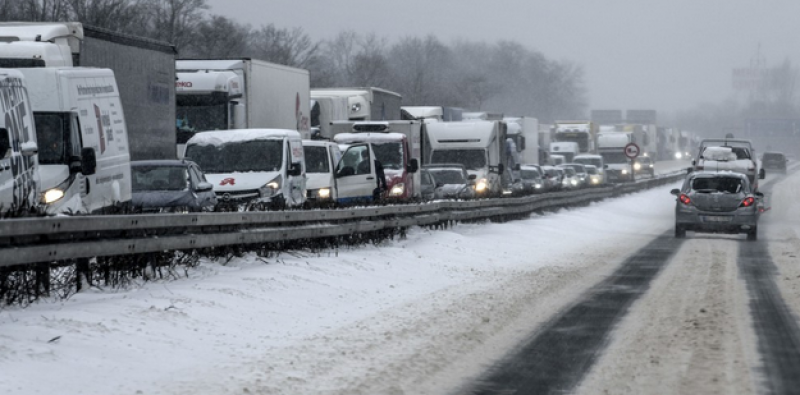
[144,0,207,49]
[66,0,149,32]
[0,0,70,22]
[181,14,249,59]
[249,24,320,68]
[386,35,456,105]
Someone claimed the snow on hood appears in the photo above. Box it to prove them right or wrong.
[187,129,299,146]
[205,171,279,191]
[38,164,69,189]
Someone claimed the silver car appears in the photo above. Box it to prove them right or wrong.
[131,160,217,212]
[424,164,476,200]
[671,172,762,240]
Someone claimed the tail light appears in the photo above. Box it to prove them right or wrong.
[740,197,755,207]
[679,194,691,205]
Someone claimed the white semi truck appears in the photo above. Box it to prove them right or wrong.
[553,121,598,154]
[597,131,633,183]
[425,121,507,197]
[176,58,311,153]
[0,22,177,161]
[504,117,539,166]
[311,87,402,125]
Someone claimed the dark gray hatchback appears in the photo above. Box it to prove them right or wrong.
[131,160,217,212]
[671,172,762,240]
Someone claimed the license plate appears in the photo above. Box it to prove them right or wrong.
[703,216,732,222]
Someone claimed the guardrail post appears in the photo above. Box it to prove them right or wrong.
[35,262,50,297]
[76,257,91,292]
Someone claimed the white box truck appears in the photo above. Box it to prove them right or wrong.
[425,121,507,197]
[0,22,178,161]
[21,67,132,214]
[310,87,402,124]
[309,95,348,140]
[505,116,539,166]
[0,69,40,215]
[176,59,312,152]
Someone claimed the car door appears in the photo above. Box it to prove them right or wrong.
[335,144,377,203]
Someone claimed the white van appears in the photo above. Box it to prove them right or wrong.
[0,69,40,215]
[425,121,506,197]
[184,129,306,209]
[302,139,341,205]
[21,67,131,214]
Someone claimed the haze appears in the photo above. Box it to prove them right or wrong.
[207,0,798,116]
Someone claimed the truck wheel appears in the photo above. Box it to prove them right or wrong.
[675,225,686,238]
[747,226,758,241]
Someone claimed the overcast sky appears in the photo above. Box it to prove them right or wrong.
[207,0,798,117]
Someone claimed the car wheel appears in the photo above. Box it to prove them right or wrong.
[747,226,758,241]
[675,224,686,238]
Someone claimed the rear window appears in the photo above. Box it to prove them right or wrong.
[763,153,784,160]
[690,177,744,193]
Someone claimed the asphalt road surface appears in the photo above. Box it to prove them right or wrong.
[462,168,800,395]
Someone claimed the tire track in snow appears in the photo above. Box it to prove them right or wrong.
[465,231,683,395]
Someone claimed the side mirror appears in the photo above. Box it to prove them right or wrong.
[603,164,608,169]
[468,174,477,180]
[670,188,680,195]
[498,164,505,174]
[755,191,764,198]
[288,162,302,176]
[20,141,38,157]
[435,182,444,188]
[407,158,419,173]
[514,164,521,171]
[196,181,213,192]
[759,169,765,179]
[81,147,97,176]
[0,128,10,159]
[691,160,696,166]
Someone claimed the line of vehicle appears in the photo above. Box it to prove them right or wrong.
[464,231,684,395]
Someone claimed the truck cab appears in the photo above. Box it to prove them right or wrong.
[597,132,633,183]
[425,121,506,198]
[21,67,131,214]
[0,69,40,215]
[183,129,306,210]
[549,142,579,163]
[310,87,402,122]
[553,121,597,154]
[331,121,421,201]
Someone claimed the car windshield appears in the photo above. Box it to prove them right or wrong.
[763,153,783,160]
[185,140,283,173]
[586,167,598,175]
[428,169,466,184]
[563,168,576,176]
[520,170,541,179]
[372,142,404,170]
[691,177,744,194]
[430,150,486,170]
[304,146,329,173]
[600,152,630,164]
[131,165,188,191]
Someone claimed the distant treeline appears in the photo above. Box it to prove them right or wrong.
[0,0,587,122]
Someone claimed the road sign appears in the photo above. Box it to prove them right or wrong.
[624,143,640,159]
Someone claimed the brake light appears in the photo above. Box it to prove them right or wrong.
[679,194,691,205]
[740,197,755,207]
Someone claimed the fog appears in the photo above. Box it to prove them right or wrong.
[207,0,800,116]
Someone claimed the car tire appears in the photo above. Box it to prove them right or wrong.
[747,227,758,241]
[675,224,686,238]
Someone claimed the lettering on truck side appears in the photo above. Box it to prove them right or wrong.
[0,77,36,210]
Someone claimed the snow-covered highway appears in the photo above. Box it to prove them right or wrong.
[4,161,800,395]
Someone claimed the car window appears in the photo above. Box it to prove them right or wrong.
[691,177,743,193]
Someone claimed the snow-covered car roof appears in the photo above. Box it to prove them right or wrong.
[187,129,300,146]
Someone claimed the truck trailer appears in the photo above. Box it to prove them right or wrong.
[312,87,402,124]
[0,22,177,161]
[176,58,312,149]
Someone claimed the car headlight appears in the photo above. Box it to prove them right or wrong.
[621,169,628,175]
[475,178,488,192]
[43,188,65,204]
[571,179,578,185]
[634,163,642,171]
[534,183,542,189]
[675,152,683,159]
[389,183,405,196]
[649,164,654,168]
[317,188,331,199]
[259,176,281,197]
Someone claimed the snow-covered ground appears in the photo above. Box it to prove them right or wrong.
[2,179,685,394]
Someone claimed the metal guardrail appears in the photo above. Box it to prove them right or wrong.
[0,171,688,267]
